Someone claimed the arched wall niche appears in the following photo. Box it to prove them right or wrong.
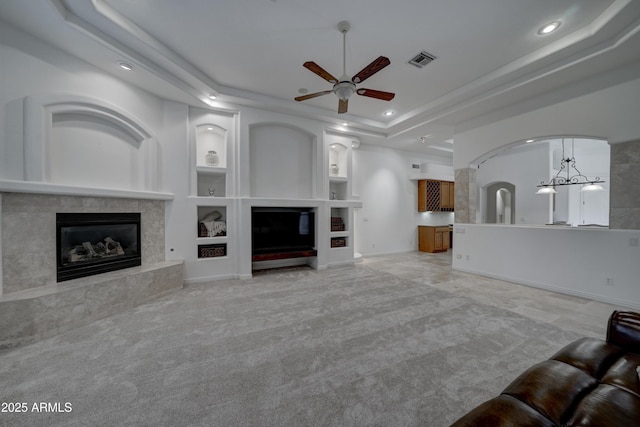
[195,123,227,168]
[471,135,610,226]
[328,142,348,178]
[23,95,160,191]
[249,122,316,199]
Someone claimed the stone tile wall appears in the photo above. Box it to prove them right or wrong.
[454,167,477,224]
[1,194,166,294]
[610,140,640,230]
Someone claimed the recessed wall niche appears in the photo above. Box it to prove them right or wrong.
[196,124,226,168]
[329,143,348,178]
[249,123,315,198]
[195,124,227,197]
[51,113,141,189]
[22,95,160,192]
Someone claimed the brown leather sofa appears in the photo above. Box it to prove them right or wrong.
[451,310,640,426]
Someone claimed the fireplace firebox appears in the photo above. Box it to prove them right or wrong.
[56,212,141,282]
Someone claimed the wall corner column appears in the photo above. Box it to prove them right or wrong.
[454,167,477,224]
[610,140,640,229]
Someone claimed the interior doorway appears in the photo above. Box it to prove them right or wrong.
[485,182,516,224]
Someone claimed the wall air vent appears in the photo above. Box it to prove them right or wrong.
[408,51,437,68]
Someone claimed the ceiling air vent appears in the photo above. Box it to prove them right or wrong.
[408,51,437,68]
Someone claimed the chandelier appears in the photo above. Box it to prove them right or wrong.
[536,138,605,194]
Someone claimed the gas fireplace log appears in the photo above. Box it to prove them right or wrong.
[104,237,124,255]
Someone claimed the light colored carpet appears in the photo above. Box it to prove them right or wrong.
[0,255,591,426]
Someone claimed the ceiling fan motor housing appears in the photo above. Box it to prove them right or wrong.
[333,81,356,100]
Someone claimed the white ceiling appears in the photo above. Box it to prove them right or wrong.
[2,0,640,158]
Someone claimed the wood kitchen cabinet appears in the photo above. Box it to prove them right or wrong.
[418,180,454,212]
[418,225,452,253]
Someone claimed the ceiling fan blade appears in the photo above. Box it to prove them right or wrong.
[338,98,348,114]
[352,56,391,83]
[303,61,338,84]
[295,90,332,101]
[356,88,395,101]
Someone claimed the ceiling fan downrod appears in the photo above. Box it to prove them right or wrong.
[334,21,356,102]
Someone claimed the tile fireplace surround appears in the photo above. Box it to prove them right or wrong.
[0,192,183,350]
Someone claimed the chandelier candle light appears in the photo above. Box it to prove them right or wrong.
[536,138,605,194]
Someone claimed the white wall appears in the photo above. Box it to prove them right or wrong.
[476,143,550,224]
[454,224,640,310]
[454,76,640,169]
[353,145,453,256]
[0,24,164,186]
[249,124,314,199]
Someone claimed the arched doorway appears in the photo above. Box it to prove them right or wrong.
[485,182,516,224]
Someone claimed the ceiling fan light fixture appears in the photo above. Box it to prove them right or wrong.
[333,81,356,100]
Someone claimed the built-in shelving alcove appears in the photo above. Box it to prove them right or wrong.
[249,123,316,199]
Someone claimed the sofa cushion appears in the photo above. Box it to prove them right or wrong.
[550,337,625,378]
[600,354,640,398]
[565,384,640,427]
[450,395,556,427]
[501,360,598,425]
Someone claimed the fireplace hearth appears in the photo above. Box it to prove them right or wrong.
[56,212,141,282]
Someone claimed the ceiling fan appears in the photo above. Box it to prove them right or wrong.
[295,21,395,114]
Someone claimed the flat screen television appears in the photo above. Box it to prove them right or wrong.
[252,208,315,255]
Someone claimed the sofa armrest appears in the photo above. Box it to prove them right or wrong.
[607,310,640,352]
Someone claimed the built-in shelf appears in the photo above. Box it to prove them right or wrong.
[196,174,226,197]
[196,236,228,243]
[193,122,228,198]
[329,143,348,180]
[330,207,348,233]
[197,206,227,238]
[329,175,348,182]
[330,236,348,248]
[197,243,227,259]
[196,166,227,175]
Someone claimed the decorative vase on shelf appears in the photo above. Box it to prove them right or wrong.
[205,150,219,166]
[330,163,339,176]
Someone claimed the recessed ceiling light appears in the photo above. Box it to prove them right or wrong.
[298,88,308,94]
[526,139,535,143]
[208,94,217,100]
[207,126,214,131]
[117,61,133,71]
[384,110,395,117]
[538,21,561,35]
[342,122,348,126]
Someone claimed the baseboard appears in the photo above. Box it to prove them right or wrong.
[183,273,240,284]
[452,265,640,311]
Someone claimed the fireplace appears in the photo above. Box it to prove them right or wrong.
[56,212,141,282]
